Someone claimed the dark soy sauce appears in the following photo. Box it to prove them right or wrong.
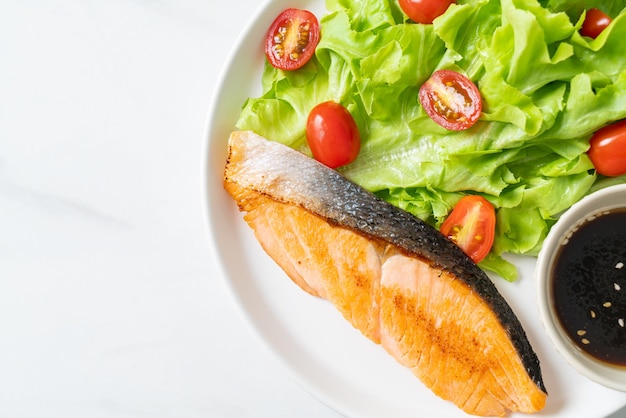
[552,208,626,366]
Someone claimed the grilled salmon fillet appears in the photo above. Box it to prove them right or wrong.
[223,130,547,416]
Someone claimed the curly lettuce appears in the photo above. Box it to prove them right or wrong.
[236,0,626,280]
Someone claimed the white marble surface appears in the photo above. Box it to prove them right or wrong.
[0,2,342,417]
[4,2,626,418]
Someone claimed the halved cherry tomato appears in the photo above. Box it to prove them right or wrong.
[419,69,482,131]
[588,119,626,177]
[398,0,456,24]
[306,101,361,169]
[440,195,496,263]
[264,8,320,71]
[580,8,612,39]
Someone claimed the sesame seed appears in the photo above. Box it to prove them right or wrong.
[619,319,625,328]
[590,310,596,318]
[616,262,624,269]
[615,283,621,291]
[604,302,612,308]
[577,330,587,336]
[581,338,590,345]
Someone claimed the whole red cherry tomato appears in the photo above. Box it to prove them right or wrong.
[398,0,456,24]
[580,8,612,39]
[265,9,320,71]
[306,101,361,169]
[419,69,482,130]
[588,120,626,177]
[440,195,496,263]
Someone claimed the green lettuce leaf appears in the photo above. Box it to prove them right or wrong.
[236,0,626,280]
[539,0,626,20]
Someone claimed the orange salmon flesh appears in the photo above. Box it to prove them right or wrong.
[223,130,547,416]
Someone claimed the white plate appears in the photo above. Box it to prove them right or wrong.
[203,0,626,416]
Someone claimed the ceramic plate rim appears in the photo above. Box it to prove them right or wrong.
[202,1,626,416]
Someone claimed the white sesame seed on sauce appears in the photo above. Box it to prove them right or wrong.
[553,209,626,364]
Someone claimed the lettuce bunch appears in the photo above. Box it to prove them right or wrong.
[236,0,626,280]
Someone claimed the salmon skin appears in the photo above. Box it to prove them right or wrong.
[223,130,547,416]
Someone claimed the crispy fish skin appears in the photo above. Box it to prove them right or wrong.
[223,130,547,416]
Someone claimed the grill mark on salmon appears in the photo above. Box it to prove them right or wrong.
[223,130,547,416]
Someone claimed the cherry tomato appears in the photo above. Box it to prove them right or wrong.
[440,195,496,263]
[306,101,361,169]
[419,69,482,130]
[580,8,612,39]
[588,120,626,177]
[398,0,456,24]
[264,8,320,71]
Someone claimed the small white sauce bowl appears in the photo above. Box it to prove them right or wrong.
[536,183,626,392]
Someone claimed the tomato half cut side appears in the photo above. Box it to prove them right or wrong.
[588,119,626,177]
[306,101,361,169]
[440,195,496,263]
[580,8,612,39]
[264,8,320,71]
[398,0,456,24]
[419,70,482,130]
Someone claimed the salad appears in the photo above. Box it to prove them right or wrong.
[235,0,626,280]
